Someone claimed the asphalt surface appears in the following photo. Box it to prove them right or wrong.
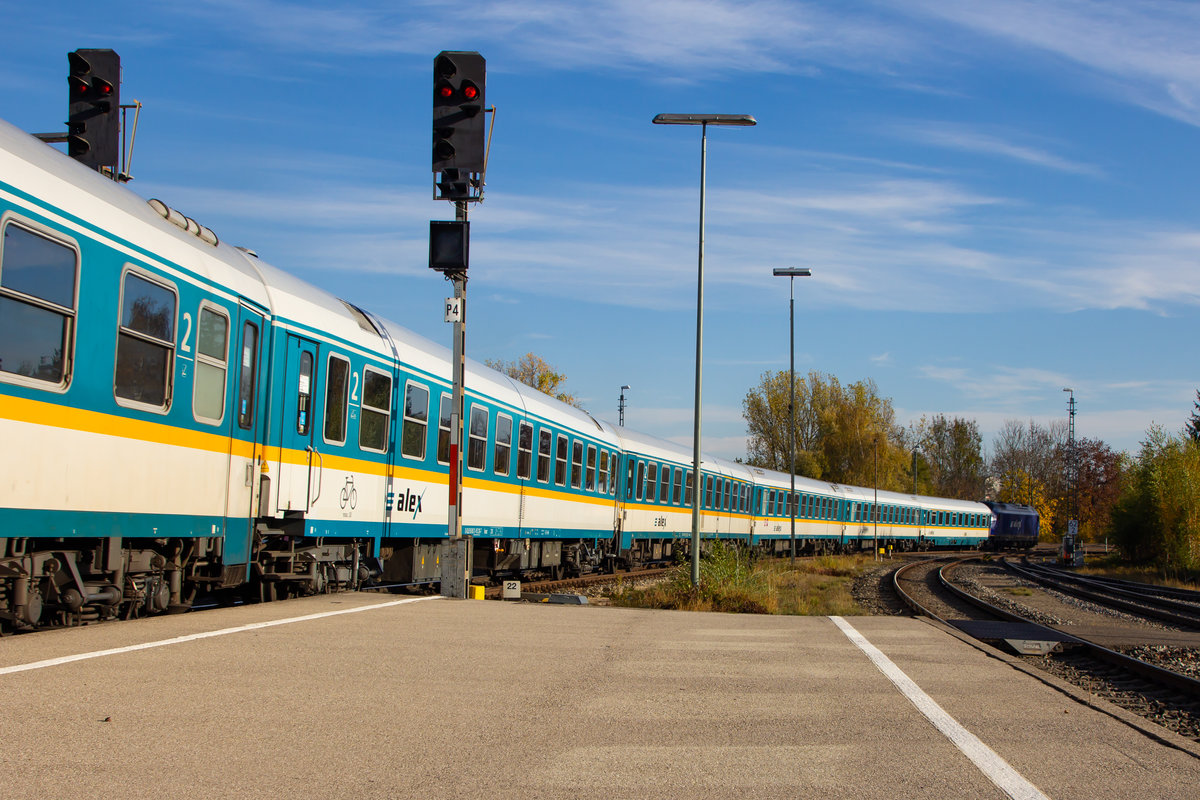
[1,594,1198,799]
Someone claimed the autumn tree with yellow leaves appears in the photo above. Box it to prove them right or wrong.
[485,352,581,409]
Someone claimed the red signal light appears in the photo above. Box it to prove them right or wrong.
[461,83,478,101]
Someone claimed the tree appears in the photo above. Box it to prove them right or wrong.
[485,352,581,408]
[1065,437,1127,543]
[1187,389,1200,443]
[908,415,986,500]
[742,370,908,489]
[990,419,1067,538]
[1109,425,1200,574]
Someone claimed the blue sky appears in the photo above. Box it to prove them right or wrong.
[4,1,1198,460]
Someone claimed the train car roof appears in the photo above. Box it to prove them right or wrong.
[741,464,857,498]
[0,118,270,307]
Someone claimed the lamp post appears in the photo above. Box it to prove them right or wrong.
[772,267,811,566]
[653,113,756,588]
[619,385,630,427]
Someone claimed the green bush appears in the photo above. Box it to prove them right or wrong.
[1108,426,1200,576]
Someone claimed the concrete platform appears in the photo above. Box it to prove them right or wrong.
[1,594,1197,799]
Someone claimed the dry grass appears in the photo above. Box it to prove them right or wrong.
[607,544,870,616]
[1077,562,1199,590]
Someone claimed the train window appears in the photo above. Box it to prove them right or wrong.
[517,422,533,480]
[661,466,671,503]
[706,476,714,509]
[114,271,177,409]
[437,394,452,464]
[494,414,512,476]
[467,405,488,471]
[235,321,258,429]
[537,429,552,483]
[295,351,313,435]
[359,367,392,452]
[673,468,683,505]
[611,453,619,494]
[0,221,78,388]
[645,463,657,502]
[402,382,429,460]
[636,461,646,500]
[586,446,597,491]
[685,471,694,505]
[192,305,228,424]
[555,434,568,486]
[626,460,636,499]
[724,481,732,511]
[598,450,609,494]
[323,355,349,444]
[571,440,584,488]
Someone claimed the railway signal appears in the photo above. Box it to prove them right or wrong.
[432,50,485,200]
[67,49,121,170]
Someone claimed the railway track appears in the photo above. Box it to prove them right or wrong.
[481,565,673,600]
[893,556,1200,743]
[1008,559,1200,630]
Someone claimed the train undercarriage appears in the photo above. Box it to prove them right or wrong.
[0,528,374,633]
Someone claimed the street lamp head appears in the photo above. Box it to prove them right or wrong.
[772,268,812,278]
[653,113,757,126]
[620,385,630,391]
[1063,387,1074,393]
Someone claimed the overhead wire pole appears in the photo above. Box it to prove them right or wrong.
[1064,387,1077,535]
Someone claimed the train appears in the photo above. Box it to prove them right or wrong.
[0,113,1020,631]
[982,502,1041,550]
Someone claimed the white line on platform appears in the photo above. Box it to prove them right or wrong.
[0,595,443,676]
[831,616,1049,800]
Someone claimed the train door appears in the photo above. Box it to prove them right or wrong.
[223,304,267,582]
[276,334,320,514]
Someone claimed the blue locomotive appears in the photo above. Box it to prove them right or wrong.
[983,502,1041,550]
[0,114,1004,630]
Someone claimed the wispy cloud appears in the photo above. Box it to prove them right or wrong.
[141,163,1200,316]
[175,0,925,80]
[890,122,1103,176]
[900,0,1200,127]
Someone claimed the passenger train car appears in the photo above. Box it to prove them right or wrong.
[0,114,999,631]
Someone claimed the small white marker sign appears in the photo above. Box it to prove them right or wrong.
[445,297,462,323]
